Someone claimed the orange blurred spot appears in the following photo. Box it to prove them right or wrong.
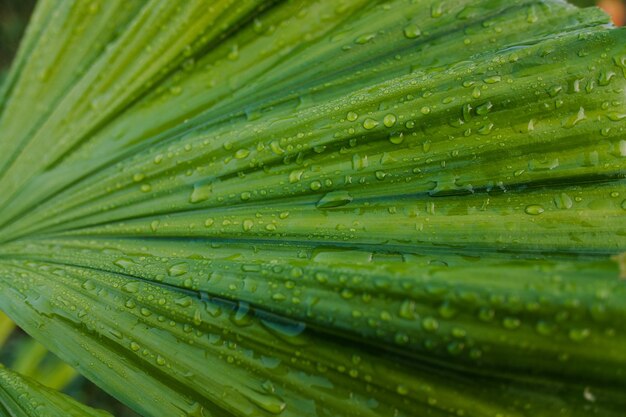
[599,0,625,26]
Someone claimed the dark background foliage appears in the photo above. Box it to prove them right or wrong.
[0,0,35,81]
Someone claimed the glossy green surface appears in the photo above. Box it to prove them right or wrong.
[0,0,625,416]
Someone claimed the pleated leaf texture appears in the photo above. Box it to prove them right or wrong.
[0,364,111,417]
[0,0,625,416]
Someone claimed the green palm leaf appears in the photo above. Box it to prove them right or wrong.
[0,363,111,416]
[0,0,625,416]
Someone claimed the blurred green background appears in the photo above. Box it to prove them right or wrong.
[0,0,35,82]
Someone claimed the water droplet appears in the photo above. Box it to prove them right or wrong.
[483,75,501,84]
[524,204,544,215]
[227,45,239,60]
[316,191,352,209]
[462,103,472,121]
[339,288,354,299]
[122,282,139,294]
[269,141,284,155]
[475,101,492,115]
[114,258,136,270]
[243,388,286,415]
[598,69,615,86]
[309,181,322,191]
[243,220,255,231]
[547,85,562,97]
[288,170,303,184]
[399,299,416,319]
[478,307,495,322]
[536,321,555,335]
[580,387,596,404]
[438,302,456,318]
[374,170,386,180]
[562,107,586,128]
[190,182,213,203]
[82,280,96,291]
[422,317,439,332]
[346,111,358,122]
[389,132,404,144]
[431,1,443,18]
[403,24,421,39]
[569,328,590,342]
[394,332,409,345]
[503,317,521,330]
[351,154,369,170]
[614,55,626,78]
[355,33,376,44]
[272,293,286,301]
[477,123,493,135]
[396,385,409,395]
[168,263,188,277]
[235,148,250,159]
[529,158,559,171]
[553,193,573,210]
[383,113,397,127]
[451,327,466,338]
[260,313,306,338]
[363,118,379,130]
[607,112,626,122]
